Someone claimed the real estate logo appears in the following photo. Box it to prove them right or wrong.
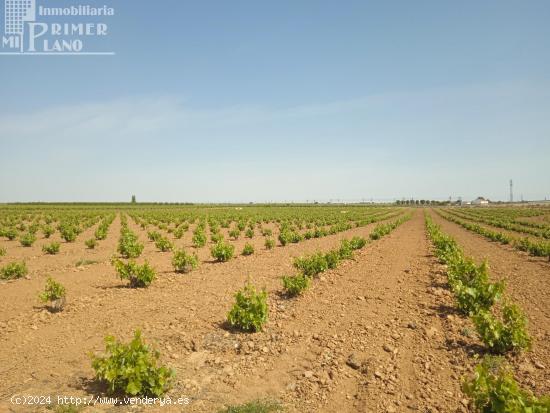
[2,0,115,55]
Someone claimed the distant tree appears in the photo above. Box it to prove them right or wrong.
[415,200,420,205]
[131,195,136,204]
[396,200,402,205]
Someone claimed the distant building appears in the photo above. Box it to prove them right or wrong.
[471,196,490,205]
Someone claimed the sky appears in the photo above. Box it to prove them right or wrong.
[0,0,549,203]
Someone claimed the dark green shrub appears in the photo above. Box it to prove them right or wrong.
[20,232,36,247]
[211,232,224,243]
[85,238,98,249]
[242,243,254,256]
[349,236,367,250]
[516,237,550,259]
[155,237,173,252]
[369,225,385,240]
[453,278,505,315]
[369,216,410,240]
[211,240,235,262]
[463,356,550,412]
[147,231,162,242]
[192,230,207,248]
[324,250,341,269]
[278,231,290,246]
[42,225,55,238]
[91,330,174,397]
[173,226,185,239]
[264,238,275,250]
[4,227,18,240]
[293,253,328,277]
[42,242,61,255]
[59,224,79,242]
[261,228,273,237]
[0,261,28,280]
[172,249,199,273]
[94,227,107,240]
[117,230,144,258]
[448,259,505,315]
[209,222,220,234]
[95,220,110,240]
[472,303,531,354]
[112,258,155,288]
[282,274,310,296]
[39,277,66,311]
[313,227,327,238]
[278,230,302,246]
[227,282,268,332]
[338,240,354,259]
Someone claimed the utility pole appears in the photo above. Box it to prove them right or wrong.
[509,180,513,203]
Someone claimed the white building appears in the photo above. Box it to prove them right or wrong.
[471,197,490,205]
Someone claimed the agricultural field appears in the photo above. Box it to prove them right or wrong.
[0,204,549,412]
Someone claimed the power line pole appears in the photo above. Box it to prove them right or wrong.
[510,179,513,203]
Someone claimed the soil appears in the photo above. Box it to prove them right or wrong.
[0,210,548,412]
[431,211,550,395]
[440,209,550,244]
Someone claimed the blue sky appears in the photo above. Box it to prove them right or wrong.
[0,0,549,202]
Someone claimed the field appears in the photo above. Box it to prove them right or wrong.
[0,203,549,413]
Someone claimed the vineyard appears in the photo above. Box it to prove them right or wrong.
[0,204,549,412]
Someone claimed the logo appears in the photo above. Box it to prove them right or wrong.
[2,0,115,55]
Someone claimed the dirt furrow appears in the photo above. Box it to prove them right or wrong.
[4,210,545,412]
[172,211,472,412]
[0,215,400,410]
[431,210,550,397]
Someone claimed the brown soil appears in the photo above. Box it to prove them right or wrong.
[0,210,548,412]
[441,210,549,244]
[431,211,550,396]
[516,215,550,226]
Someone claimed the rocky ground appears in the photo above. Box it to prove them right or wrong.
[0,210,548,412]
